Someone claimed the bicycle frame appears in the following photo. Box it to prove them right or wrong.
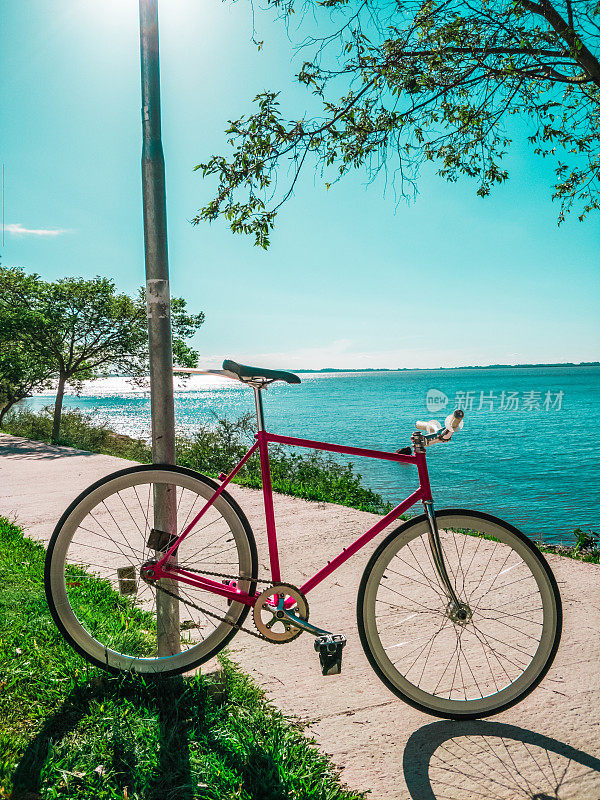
[152,421,435,609]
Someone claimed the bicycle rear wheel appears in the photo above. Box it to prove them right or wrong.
[357,509,561,719]
[45,464,258,676]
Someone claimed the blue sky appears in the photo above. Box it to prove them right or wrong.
[1,0,599,369]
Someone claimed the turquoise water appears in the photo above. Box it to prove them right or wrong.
[27,366,600,544]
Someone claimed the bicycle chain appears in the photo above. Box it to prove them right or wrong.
[151,567,275,643]
[176,566,273,585]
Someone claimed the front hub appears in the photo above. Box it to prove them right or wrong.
[446,600,473,626]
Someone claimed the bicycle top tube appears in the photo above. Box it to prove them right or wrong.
[261,431,416,465]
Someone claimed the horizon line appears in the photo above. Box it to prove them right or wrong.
[291,361,600,372]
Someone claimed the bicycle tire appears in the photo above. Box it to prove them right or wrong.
[45,464,258,676]
[357,509,562,719]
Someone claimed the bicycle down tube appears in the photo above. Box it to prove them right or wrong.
[153,428,437,607]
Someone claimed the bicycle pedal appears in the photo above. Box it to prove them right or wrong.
[314,634,346,676]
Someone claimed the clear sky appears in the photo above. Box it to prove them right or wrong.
[1,0,599,369]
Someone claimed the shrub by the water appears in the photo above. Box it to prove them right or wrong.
[3,407,391,514]
[3,407,597,558]
[3,406,152,461]
[537,528,600,563]
[176,412,392,512]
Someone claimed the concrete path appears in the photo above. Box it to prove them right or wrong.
[1,432,599,799]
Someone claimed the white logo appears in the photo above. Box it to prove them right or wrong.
[426,389,449,413]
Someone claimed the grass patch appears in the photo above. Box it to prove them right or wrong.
[0,517,365,800]
[535,528,600,564]
[2,407,392,514]
[447,526,600,564]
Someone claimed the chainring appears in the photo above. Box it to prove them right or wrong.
[252,583,309,643]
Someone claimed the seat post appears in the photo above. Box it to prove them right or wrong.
[253,385,266,431]
[253,382,281,582]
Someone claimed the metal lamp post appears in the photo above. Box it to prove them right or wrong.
[139,0,180,655]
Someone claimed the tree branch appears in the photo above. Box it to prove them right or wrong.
[519,0,600,85]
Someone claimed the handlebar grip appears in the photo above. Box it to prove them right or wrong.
[445,409,465,432]
[415,419,441,433]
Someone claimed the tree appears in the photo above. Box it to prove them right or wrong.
[0,268,204,443]
[0,267,54,426]
[194,0,600,247]
[0,345,55,428]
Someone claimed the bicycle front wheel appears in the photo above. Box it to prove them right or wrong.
[45,464,258,676]
[357,509,561,719]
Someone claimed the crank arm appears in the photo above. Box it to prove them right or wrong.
[281,609,332,638]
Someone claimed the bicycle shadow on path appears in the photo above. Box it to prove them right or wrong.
[9,673,295,800]
[403,720,600,800]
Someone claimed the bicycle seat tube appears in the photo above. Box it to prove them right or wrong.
[253,382,282,583]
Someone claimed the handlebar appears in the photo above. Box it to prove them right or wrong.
[414,409,465,446]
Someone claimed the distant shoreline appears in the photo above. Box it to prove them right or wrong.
[85,362,600,380]
[294,362,600,373]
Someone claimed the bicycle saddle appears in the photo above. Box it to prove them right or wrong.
[222,359,301,385]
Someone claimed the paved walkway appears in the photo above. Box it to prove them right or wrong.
[1,432,599,799]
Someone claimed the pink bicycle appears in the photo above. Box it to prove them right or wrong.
[45,360,562,719]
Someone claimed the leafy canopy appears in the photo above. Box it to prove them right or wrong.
[0,268,54,421]
[0,267,204,435]
[193,0,600,247]
[1,268,204,381]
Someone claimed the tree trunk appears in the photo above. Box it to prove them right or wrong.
[0,402,13,428]
[51,375,66,444]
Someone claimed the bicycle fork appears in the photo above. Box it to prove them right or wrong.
[414,440,471,622]
[423,501,473,624]
[423,501,460,605]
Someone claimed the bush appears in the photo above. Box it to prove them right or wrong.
[573,527,599,553]
[177,413,392,513]
[3,406,151,461]
[3,407,391,514]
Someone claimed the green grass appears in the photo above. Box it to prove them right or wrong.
[3,407,392,515]
[0,517,365,800]
[447,525,600,564]
[535,527,600,564]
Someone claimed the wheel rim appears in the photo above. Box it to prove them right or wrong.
[361,513,560,716]
[47,469,254,674]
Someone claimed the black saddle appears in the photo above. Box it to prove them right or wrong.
[223,359,301,385]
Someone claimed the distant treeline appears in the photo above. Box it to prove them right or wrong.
[295,362,600,373]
